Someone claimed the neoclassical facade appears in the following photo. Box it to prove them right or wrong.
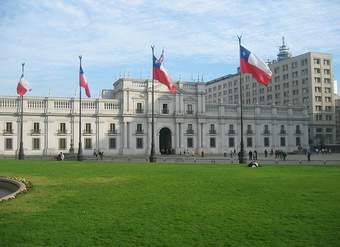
[0,78,309,157]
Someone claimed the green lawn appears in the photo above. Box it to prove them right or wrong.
[1,160,340,246]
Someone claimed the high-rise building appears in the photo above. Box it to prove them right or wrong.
[205,38,335,146]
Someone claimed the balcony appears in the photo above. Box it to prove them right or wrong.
[209,129,217,135]
[295,130,302,135]
[279,130,287,135]
[162,108,169,114]
[3,129,13,135]
[108,129,118,135]
[228,130,236,135]
[83,129,93,135]
[57,129,67,135]
[263,130,270,135]
[31,129,41,135]
[136,129,144,135]
[186,129,194,135]
[186,110,193,114]
[136,109,144,114]
[246,129,254,135]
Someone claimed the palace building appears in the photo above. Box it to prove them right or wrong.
[0,78,309,157]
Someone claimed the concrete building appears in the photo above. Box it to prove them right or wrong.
[205,37,335,146]
[335,95,340,144]
[0,78,309,157]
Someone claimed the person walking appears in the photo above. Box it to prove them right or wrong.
[248,150,253,160]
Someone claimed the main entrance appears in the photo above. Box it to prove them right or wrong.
[159,127,172,154]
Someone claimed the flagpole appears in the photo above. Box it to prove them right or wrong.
[77,56,83,161]
[237,35,245,164]
[18,63,25,160]
[149,45,156,163]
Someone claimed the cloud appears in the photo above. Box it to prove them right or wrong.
[0,0,340,96]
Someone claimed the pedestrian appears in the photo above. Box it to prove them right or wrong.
[264,149,268,158]
[254,150,257,160]
[99,151,104,160]
[248,150,253,160]
[307,150,311,161]
[93,149,98,160]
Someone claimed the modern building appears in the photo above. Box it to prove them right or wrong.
[0,78,309,157]
[205,37,336,146]
[335,95,340,144]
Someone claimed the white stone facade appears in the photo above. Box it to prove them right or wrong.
[0,78,309,157]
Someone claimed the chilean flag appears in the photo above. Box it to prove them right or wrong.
[16,74,31,96]
[153,51,176,93]
[80,64,91,98]
[240,45,272,86]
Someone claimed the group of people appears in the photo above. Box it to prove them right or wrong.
[56,152,64,161]
[93,150,104,160]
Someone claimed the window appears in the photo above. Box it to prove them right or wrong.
[187,138,193,148]
[280,125,286,134]
[316,128,322,133]
[325,106,332,112]
[324,78,330,83]
[136,138,143,149]
[315,96,322,102]
[324,87,331,93]
[5,122,12,133]
[109,123,116,133]
[315,87,321,93]
[33,122,40,133]
[283,74,289,80]
[324,69,330,75]
[316,114,322,121]
[5,138,12,150]
[109,138,116,149]
[313,58,320,64]
[264,125,270,134]
[264,137,269,147]
[282,64,288,71]
[162,104,169,114]
[247,125,253,134]
[247,137,252,147]
[136,103,143,113]
[325,115,332,121]
[85,123,91,133]
[314,68,320,73]
[280,137,286,147]
[209,124,216,134]
[136,124,143,134]
[292,71,298,78]
[315,105,322,111]
[85,138,92,149]
[296,125,301,134]
[229,137,234,147]
[314,77,321,83]
[59,123,66,133]
[229,124,235,134]
[187,124,194,134]
[187,104,193,114]
[59,138,66,150]
[323,59,330,65]
[296,137,301,146]
[325,97,331,102]
[33,138,40,150]
[210,138,216,148]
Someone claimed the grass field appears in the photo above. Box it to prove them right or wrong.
[1,160,340,246]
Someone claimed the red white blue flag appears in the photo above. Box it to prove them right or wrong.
[240,45,272,86]
[80,64,91,98]
[16,74,31,96]
[153,50,176,93]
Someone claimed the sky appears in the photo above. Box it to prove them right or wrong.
[1,0,340,98]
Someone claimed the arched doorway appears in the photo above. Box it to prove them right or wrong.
[159,127,172,154]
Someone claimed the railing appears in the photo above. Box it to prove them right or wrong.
[3,129,13,135]
[136,109,144,113]
[83,129,92,135]
[108,129,118,135]
[57,129,67,135]
[186,129,194,135]
[136,130,144,134]
[209,129,217,135]
[31,129,41,135]
[246,130,254,135]
[162,109,169,114]
[263,130,270,135]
